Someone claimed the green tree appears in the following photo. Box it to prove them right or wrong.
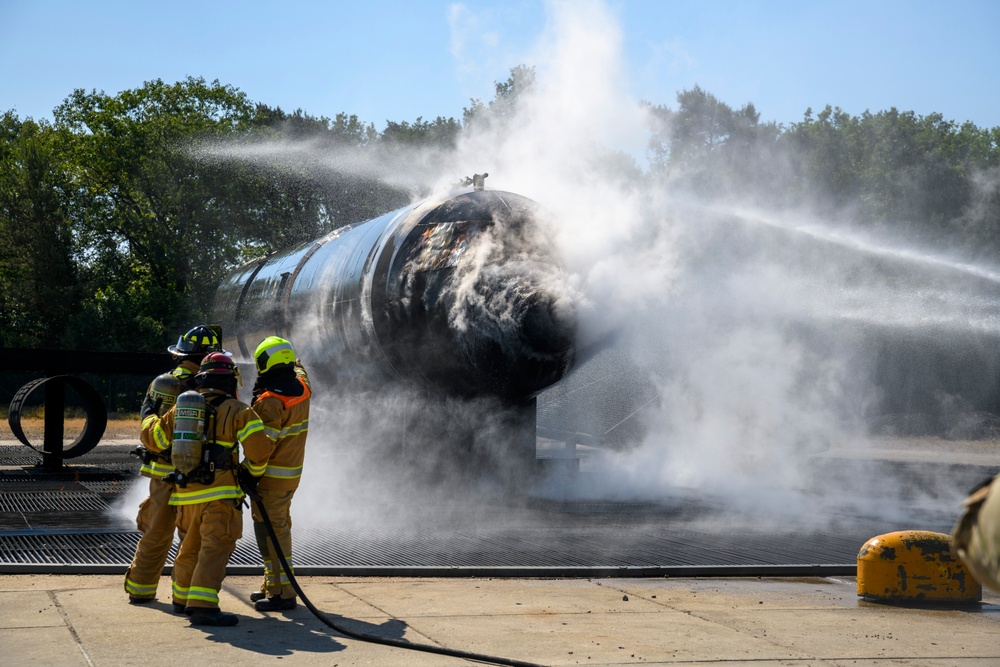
[648,86,781,202]
[784,105,865,212]
[53,77,264,350]
[463,65,536,131]
[239,105,410,238]
[0,112,78,348]
[252,105,379,146]
[786,107,1000,249]
[381,116,462,148]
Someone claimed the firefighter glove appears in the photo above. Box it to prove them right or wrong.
[237,464,261,501]
[140,394,162,420]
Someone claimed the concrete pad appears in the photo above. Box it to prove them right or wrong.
[334,577,663,616]
[406,610,813,664]
[0,626,91,666]
[54,586,183,628]
[3,573,1000,666]
[603,576,862,611]
[0,590,65,628]
[702,606,998,661]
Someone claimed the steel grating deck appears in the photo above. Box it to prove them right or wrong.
[0,526,871,577]
[0,443,981,577]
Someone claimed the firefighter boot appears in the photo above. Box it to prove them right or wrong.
[255,595,296,611]
[249,590,265,602]
[188,608,239,626]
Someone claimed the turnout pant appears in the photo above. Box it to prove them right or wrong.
[172,499,242,610]
[123,478,176,599]
[251,487,296,599]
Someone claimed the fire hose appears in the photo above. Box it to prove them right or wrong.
[243,483,546,667]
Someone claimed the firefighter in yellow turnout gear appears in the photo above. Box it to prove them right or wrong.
[140,352,272,627]
[248,336,311,611]
[125,325,223,604]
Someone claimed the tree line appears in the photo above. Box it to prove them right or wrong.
[2,70,998,353]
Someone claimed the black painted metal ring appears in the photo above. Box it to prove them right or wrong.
[7,375,108,459]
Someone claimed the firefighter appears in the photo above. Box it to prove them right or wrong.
[124,324,225,604]
[953,473,1000,592]
[140,352,272,626]
[247,336,311,611]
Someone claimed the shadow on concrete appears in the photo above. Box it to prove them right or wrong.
[193,614,347,657]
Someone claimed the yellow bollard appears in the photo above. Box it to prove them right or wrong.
[857,530,981,602]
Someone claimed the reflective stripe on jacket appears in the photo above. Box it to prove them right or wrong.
[140,389,273,505]
[251,367,311,492]
[139,458,175,479]
[171,359,201,390]
[137,360,200,479]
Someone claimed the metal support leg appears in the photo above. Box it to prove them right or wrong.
[42,377,65,472]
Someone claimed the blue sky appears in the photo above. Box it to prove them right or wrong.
[2,0,998,131]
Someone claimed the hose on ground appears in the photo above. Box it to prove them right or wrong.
[249,491,546,667]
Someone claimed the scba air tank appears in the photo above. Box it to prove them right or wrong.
[149,373,181,416]
[171,391,205,475]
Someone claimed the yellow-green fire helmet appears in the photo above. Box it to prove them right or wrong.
[254,336,296,374]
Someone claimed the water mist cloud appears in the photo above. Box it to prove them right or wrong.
[195,0,992,533]
[448,0,994,526]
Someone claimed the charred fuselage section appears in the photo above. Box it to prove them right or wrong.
[213,189,576,484]
[213,188,575,422]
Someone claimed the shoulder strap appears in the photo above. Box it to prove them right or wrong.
[202,393,227,446]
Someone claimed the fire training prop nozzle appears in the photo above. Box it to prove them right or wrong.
[458,172,489,190]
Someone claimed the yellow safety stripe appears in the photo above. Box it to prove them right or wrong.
[245,459,267,476]
[187,586,219,606]
[125,579,158,596]
[278,557,294,584]
[257,415,309,444]
[258,419,308,442]
[141,414,158,430]
[140,459,174,478]
[151,421,171,452]
[238,419,265,441]
[263,557,294,585]
[278,419,308,438]
[172,581,189,601]
[168,485,243,506]
[264,463,303,479]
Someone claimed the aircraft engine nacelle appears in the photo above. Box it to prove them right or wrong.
[212,189,576,400]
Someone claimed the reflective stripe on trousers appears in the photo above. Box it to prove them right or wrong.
[123,478,176,599]
[172,499,242,610]
[251,487,296,599]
